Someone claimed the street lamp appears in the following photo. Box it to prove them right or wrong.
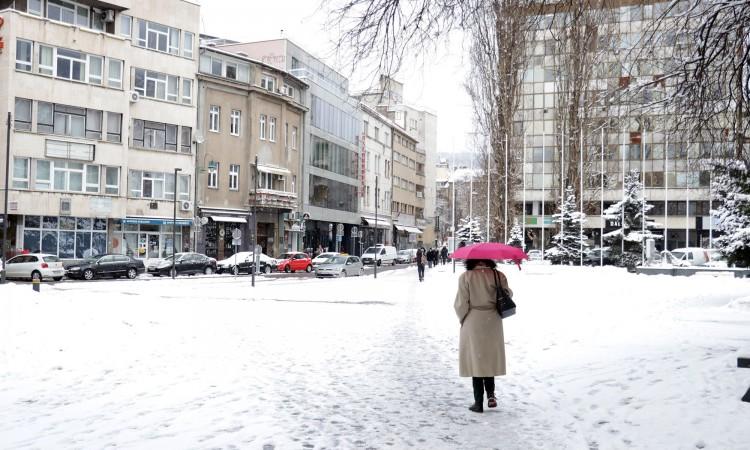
[172,167,182,279]
[1,112,11,285]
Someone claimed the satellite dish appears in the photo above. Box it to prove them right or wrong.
[194,132,205,144]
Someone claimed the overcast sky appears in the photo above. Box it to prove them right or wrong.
[198,0,474,155]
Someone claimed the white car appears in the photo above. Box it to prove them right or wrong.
[361,245,397,266]
[217,252,277,274]
[4,253,65,281]
[527,250,543,261]
[312,252,339,268]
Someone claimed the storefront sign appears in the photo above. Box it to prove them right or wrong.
[122,217,193,226]
[360,132,366,197]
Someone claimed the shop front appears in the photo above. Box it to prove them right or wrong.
[303,220,360,255]
[360,215,392,250]
[15,214,109,259]
[110,217,192,261]
[394,224,423,250]
[200,214,249,260]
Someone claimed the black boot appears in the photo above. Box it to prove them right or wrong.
[469,378,484,413]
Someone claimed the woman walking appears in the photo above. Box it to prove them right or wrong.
[416,247,426,281]
[453,258,512,412]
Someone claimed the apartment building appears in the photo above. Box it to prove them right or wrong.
[195,45,307,259]
[0,0,199,261]
[358,103,393,250]
[390,127,423,249]
[214,39,362,254]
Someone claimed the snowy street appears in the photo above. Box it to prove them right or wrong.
[2,264,750,449]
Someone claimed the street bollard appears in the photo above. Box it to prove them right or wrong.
[32,278,40,292]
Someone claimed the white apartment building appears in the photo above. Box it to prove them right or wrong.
[0,0,199,261]
[359,102,393,248]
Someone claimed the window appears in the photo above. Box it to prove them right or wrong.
[53,161,84,192]
[208,163,218,189]
[374,127,380,141]
[38,45,54,75]
[229,164,240,191]
[133,68,180,102]
[16,40,32,71]
[168,28,180,55]
[85,109,102,139]
[183,32,194,58]
[28,0,43,15]
[35,160,51,190]
[14,98,32,131]
[292,126,298,150]
[47,0,89,27]
[259,115,267,140]
[88,55,103,84]
[106,112,122,143]
[230,110,241,136]
[209,106,220,132]
[181,79,192,105]
[120,14,132,38]
[108,59,123,88]
[136,19,179,54]
[13,158,30,189]
[86,165,100,193]
[225,62,237,80]
[53,104,86,138]
[56,48,86,82]
[261,75,276,91]
[105,167,120,194]
[180,127,192,153]
[132,120,179,151]
[269,117,277,142]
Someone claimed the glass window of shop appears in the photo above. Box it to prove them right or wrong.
[309,175,358,212]
[310,136,359,178]
[111,222,182,259]
[21,215,107,258]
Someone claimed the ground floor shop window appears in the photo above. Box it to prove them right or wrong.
[111,222,183,259]
[20,215,107,257]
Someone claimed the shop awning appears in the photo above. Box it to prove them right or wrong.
[361,215,392,229]
[123,217,193,226]
[257,164,291,176]
[395,225,423,234]
[210,215,247,223]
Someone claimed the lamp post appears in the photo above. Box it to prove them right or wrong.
[172,167,182,279]
[1,112,11,284]
[252,155,258,287]
[374,175,378,279]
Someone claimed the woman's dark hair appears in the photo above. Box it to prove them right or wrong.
[464,259,497,270]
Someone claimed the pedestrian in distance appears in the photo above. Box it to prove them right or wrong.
[416,247,426,281]
[441,246,449,265]
[427,248,434,268]
[453,258,512,413]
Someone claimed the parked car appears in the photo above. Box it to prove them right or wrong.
[315,255,364,278]
[147,252,217,276]
[583,247,615,266]
[276,252,313,273]
[361,245,397,266]
[66,254,145,280]
[312,252,339,268]
[663,247,712,267]
[527,249,543,261]
[4,253,65,281]
[395,249,417,264]
[217,252,277,275]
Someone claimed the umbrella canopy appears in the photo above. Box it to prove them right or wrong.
[450,243,528,268]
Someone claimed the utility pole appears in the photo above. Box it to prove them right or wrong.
[252,155,258,287]
[172,167,182,279]
[1,112,11,284]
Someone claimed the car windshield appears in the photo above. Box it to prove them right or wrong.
[325,256,347,265]
[671,251,686,260]
[278,253,296,260]
[398,250,410,256]
[364,247,381,254]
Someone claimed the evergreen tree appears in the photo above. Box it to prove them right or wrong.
[507,220,524,248]
[456,216,483,243]
[712,160,750,267]
[602,169,661,267]
[546,186,588,265]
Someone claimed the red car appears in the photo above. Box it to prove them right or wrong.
[276,252,313,273]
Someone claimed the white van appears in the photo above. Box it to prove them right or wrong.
[664,247,712,267]
[361,245,397,266]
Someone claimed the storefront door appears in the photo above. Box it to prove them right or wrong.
[142,233,160,259]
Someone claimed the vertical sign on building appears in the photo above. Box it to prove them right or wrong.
[360,132,366,197]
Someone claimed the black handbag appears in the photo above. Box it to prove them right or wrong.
[492,270,516,319]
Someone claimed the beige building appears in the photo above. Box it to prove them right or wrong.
[195,46,307,259]
[0,0,199,261]
[391,127,424,248]
[359,103,393,249]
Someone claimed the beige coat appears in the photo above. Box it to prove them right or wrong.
[453,268,511,377]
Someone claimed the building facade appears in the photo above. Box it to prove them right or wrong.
[195,46,307,259]
[358,103,393,251]
[0,0,199,261]
[390,127,424,248]
[214,39,363,255]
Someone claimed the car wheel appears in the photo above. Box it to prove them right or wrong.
[83,269,94,281]
[359,267,364,276]
[264,265,271,274]
[341,269,347,277]
[284,266,290,273]
[305,265,312,273]
[232,266,240,276]
[391,260,396,266]
[204,266,214,275]
[53,276,63,282]
[377,260,382,267]
[170,268,177,278]
[127,268,137,279]
[31,271,42,282]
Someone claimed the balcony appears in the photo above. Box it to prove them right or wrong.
[248,189,298,210]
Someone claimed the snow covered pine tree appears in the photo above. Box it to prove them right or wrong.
[507,220,524,248]
[712,160,750,267]
[602,169,661,268]
[456,217,483,244]
[546,186,588,265]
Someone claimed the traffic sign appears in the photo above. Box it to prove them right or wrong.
[231,228,242,240]
[336,223,344,236]
[351,226,358,237]
[232,238,241,246]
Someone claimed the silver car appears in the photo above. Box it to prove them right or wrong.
[315,255,364,278]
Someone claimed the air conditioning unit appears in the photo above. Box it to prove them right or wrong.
[103,9,116,23]
[180,200,192,212]
[60,198,72,215]
[128,91,140,103]
[289,211,299,221]
[149,201,158,210]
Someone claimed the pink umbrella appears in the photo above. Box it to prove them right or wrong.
[450,243,528,269]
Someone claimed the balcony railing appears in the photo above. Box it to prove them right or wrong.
[249,189,298,210]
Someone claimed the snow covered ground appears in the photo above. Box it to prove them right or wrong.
[1,264,750,449]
